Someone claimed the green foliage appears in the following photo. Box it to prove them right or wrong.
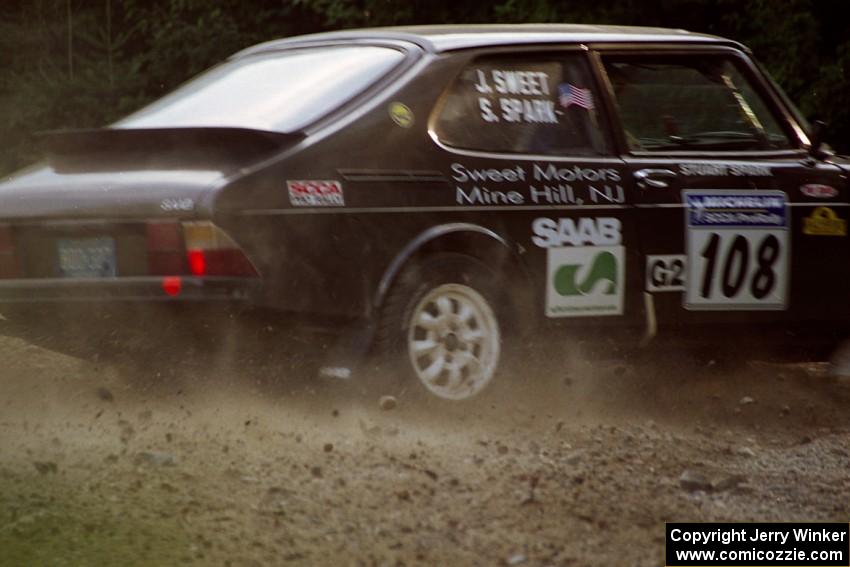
[1,0,850,175]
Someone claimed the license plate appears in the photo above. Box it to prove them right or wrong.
[57,237,117,278]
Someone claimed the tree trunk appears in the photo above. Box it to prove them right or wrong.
[106,0,113,89]
[66,0,73,79]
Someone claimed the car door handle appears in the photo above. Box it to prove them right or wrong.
[634,169,677,189]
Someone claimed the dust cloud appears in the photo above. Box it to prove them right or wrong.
[1,327,850,566]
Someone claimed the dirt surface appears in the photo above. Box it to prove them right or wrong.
[1,333,850,567]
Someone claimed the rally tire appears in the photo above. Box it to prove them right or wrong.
[375,253,508,403]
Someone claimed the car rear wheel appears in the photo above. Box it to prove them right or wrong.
[377,253,505,402]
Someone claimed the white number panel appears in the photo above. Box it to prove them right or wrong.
[683,190,789,310]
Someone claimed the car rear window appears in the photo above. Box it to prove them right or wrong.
[116,46,405,132]
[433,54,611,156]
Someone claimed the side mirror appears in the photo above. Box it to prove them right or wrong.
[809,120,829,160]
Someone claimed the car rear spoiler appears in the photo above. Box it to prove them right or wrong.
[40,127,303,171]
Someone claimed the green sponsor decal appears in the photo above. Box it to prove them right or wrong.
[553,251,618,296]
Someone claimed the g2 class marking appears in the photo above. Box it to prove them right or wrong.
[646,255,686,292]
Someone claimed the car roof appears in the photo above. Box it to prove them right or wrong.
[236,24,741,58]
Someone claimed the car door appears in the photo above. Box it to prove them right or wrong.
[592,47,850,333]
[429,48,645,331]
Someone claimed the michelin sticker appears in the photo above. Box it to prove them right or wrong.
[683,190,788,311]
[532,217,624,318]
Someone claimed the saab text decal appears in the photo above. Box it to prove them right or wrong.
[160,198,194,212]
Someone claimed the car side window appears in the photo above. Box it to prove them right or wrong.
[602,55,794,152]
[433,54,610,156]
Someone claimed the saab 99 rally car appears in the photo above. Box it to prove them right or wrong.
[1,24,848,401]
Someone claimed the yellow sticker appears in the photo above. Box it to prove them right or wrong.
[388,102,414,128]
[803,207,847,236]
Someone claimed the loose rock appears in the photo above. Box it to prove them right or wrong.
[135,451,177,467]
[379,396,398,411]
[678,469,712,492]
[33,461,58,475]
[736,447,757,458]
[96,387,114,402]
[713,474,747,492]
[358,419,381,437]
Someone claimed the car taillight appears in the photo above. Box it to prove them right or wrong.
[146,221,186,275]
[182,221,258,277]
[0,224,20,279]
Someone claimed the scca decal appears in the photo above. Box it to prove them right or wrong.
[532,217,622,248]
[287,180,344,207]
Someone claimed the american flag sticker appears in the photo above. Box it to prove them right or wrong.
[558,83,595,111]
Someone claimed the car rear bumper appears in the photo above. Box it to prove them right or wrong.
[0,276,260,303]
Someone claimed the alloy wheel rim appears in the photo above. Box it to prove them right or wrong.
[406,283,500,401]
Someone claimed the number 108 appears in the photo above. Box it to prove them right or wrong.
[687,231,787,308]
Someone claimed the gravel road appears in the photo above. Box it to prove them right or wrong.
[1,333,849,567]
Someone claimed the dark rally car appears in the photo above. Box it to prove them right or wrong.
[1,24,848,401]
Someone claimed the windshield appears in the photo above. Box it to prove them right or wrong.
[116,46,405,132]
